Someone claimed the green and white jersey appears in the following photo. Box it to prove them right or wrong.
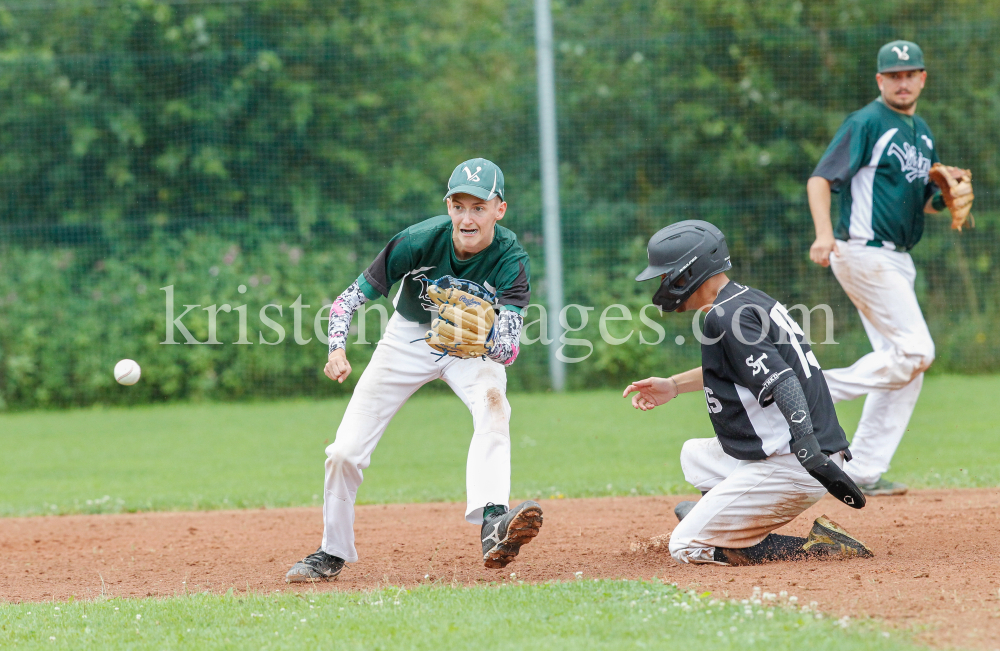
[812,98,940,252]
[358,215,531,324]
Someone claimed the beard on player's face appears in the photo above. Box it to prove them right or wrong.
[884,93,918,111]
[447,194,506,258]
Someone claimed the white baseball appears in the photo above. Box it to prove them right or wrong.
[114,359,141,386]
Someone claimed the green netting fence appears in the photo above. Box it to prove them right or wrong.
[0,1,997,409]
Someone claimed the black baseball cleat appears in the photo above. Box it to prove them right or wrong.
[674,501,698,522]
[802,515,874,559]
[481,501,543,569]
[285,548,345,583]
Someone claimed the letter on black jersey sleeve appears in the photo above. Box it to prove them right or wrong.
[719,305,794,406]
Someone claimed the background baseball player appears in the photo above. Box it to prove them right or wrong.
[286,158,543,582]
[807,41,974,496]
[624,220,871,565]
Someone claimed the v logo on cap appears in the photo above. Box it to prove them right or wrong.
[877,40,924,73]
[444,158,505,202]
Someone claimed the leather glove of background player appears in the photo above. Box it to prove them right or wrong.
[929,163,974,231]
[423,276,496,359]
[772,376,866,509]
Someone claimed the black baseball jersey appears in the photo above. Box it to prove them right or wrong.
[700,281,848,461]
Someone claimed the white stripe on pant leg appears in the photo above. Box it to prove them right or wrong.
[442,358,512,524]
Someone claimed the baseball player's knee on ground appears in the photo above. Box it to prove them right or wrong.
[668,516,801,565]
[666,490,747,565]
[667,518,717,564]
[669,544,718,565]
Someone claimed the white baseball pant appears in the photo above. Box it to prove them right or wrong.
[321,312,512,563]
[824,241,934,485]
[668,437,842,565]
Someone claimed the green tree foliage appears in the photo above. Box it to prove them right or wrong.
[0,1,997,407]
[0,0,996,225]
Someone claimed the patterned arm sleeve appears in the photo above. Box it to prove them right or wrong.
[328,281,369,354]
[772,375,827,469]
[771,375,813,442]
[486,309,524,366]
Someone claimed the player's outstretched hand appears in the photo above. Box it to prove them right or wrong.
[809,235,837,267]
[623,377,678,411]
[325,348,352,383]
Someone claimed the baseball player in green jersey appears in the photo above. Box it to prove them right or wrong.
[286,158,543,582]
[807,41,974,496]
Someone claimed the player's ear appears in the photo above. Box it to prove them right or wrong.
[495,199,507,220]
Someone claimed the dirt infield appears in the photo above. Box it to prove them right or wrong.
[2,489,999,649]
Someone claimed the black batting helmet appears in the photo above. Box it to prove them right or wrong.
[635,220,732,311]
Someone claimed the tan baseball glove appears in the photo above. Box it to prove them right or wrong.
[929,163,974,231]
[423,276,496,359]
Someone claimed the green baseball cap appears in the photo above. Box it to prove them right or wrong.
[444,158,504,202]
[878,40,925,73]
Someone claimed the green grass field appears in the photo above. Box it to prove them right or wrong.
[0,580,923,651]
[1,376,994,650]
[0,375,995,517]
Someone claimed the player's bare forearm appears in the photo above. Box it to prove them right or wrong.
[923,195,939,214]
[623,366,703,411]
[807,176,837,267]
[807,177,834,235]
[667,366,704,393]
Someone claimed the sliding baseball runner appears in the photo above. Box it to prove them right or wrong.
[624,220,872,565]
[286,158,542,582]
[807,40,974,496]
